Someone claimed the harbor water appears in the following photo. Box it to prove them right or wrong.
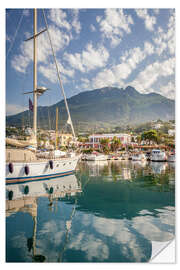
[6,160,175,262]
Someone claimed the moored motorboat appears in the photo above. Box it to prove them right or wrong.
[150,149,167,162]
[85,153,108,161]
[131,153,146,161]
[167,154,175,162]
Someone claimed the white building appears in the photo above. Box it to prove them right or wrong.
[152,123,163,129]
[168,129,175,136]
[88,133,131,148]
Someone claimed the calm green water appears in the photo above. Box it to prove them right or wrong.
[6,160,175,262]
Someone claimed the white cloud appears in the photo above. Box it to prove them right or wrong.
[22,9,30,17]
[6,104,28,115]
[80,78,91,89]
[92,68,119,89]
[48,9,71,31]
[90,24,96,32]
[153,11,175,56]
[113,63,132,80]
[130,57,175,95]
[97,9,134,47]
[92,42,155,89]
[11,9,81,75]
[158,81,175,99]
[71,9,81,34]
[144,41,154,55]
[136,9,156,31]
[153,9,160,15]
[64,43,109,73]
[39,64,57,83]
[11,24,71,74]
[48,9,81,35]
[39,60,74,84]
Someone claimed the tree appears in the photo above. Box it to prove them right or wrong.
[78,136,88,143]
[136,135,141,144]
[110,136,121,152]
[141,130,158,145]
[100,138,110,154]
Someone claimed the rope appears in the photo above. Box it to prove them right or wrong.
[42,9,76,138]
[6,10,24,58]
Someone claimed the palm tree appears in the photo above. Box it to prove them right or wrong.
[141,129,158,145]
[111,136,121,152]
[100,138,110,154]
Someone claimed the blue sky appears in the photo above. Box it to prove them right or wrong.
[6,8,175,115]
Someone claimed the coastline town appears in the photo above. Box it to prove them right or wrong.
[6,118,175,163]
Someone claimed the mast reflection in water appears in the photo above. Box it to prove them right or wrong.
[6,160,175,262]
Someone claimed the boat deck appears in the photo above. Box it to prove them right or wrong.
[6,149,77,163]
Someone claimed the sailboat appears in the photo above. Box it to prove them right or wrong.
[6,9,80,184]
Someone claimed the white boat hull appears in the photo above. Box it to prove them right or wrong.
[168,155,175,162]
[150,149,167,162]
[151,155,167,162]
[85,154,108,161]
[131,154,146,161]
[6,156,79,184]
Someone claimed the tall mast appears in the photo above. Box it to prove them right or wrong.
[33,9,37,140]
[55,107,58,150]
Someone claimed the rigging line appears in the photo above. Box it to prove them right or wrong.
[42,9,76,139]
[6,10,24,58]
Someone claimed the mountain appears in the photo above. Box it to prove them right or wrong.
[6,86,175,131]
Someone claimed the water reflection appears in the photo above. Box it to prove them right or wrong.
[6,161,175,262]
[6,174,82,262]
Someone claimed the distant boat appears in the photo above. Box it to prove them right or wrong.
[167,153,175,162]
[150,149,167,162]
[85,153,108,161]
[121,153,129,160]
[107,154,122,160]
[131,153,146,161]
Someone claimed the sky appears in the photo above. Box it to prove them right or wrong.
[6,8,175,116]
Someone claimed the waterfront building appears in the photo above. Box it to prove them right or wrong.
[80,133,131,149]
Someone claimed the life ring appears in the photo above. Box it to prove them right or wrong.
[25,165,29,175]
[8,163,13,174]
[49,160,53,169]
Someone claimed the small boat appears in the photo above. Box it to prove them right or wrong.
[108,155,121,160]
[85,153,108,161]
[121,153,129,160]
[167,154,175,162]
[131,153,146,161]
[150,149,167,162]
